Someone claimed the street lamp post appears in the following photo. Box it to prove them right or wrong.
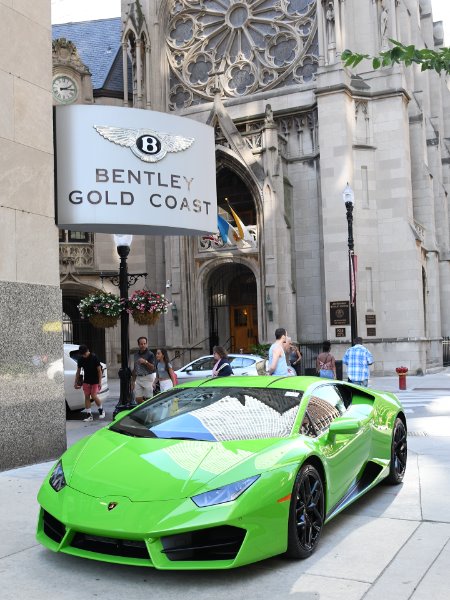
[107,235,147,418]
[343,183,358,344]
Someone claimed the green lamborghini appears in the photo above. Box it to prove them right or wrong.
[36,376,407,569]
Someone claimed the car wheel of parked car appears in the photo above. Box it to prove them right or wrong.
[286,463,324,559]
[386,417,407,485]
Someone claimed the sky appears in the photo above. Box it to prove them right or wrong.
[51,0,449,44]
[51,0,121,23]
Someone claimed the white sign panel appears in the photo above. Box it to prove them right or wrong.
[55,105,217,235]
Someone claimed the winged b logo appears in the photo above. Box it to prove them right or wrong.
[94,126,194,163]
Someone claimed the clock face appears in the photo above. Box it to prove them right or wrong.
[52,75,78,104]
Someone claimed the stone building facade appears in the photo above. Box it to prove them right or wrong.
[0,1,66,469]
[51,0,450,379]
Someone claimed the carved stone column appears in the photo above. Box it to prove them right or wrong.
[122,41,129,107]
[136,38,143,108]
[145,42,151,109]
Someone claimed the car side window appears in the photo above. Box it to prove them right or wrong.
[190,357,215,371]
[230,357,244,368]
[240,358,254,367]
[302,388,343,437]
[69,350,80,364]
[314,385,346,415]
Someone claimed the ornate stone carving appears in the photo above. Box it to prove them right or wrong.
[167,0,318,109]
[277,109,318,158]
[199,226,257,252]
[52,38,90,74]
[59,244,94,269]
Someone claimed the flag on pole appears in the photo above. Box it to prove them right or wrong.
[217,215,239,245]
[227,205,256,248]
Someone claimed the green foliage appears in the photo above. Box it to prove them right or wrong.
[342,40,450,75]
[250,343,270,359]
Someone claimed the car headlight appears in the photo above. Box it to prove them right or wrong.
[49,460,66,492]
[191,475,260,507]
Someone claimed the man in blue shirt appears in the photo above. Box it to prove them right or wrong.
[342,337,374,387]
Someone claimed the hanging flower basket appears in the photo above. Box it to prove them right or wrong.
[128,290,171,326]
[89,314,119,328]
[78,291,123,329]
[132,311,161,326]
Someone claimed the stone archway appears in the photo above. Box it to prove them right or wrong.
[61,285,107,362]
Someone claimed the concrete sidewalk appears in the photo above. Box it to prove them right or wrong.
[1,374,450,599]
[370,366,450,393]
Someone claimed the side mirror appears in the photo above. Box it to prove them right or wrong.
[185,366,193,373]
[328,419,361,442]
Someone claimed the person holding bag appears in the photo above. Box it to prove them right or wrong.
[316,340,336,379]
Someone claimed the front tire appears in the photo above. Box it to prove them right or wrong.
[386,417,407,484]
[286,464,325,559]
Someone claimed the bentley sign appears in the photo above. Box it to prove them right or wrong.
[54,105,217,235]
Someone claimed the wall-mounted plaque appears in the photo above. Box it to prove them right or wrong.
[330,301,350,326]
[367,328,376,336]
[365,314,376,325]
[335,327,346,338]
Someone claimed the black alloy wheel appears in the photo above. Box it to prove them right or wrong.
[386,417,407,484]
[286,463,324,559]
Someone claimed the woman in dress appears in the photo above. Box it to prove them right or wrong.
[155,348,177,391]
[211,346,233,377]
[316,340,336,379]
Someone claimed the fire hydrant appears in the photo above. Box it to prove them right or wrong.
[395,366,408,390]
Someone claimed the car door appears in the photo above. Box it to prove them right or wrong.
[304,383,372,508]
[177,356,216,382]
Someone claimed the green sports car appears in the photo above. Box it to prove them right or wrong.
[36,376,407,569]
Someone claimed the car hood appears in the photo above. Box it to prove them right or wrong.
[67,427,297,501]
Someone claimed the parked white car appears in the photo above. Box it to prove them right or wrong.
[174,353,267,383]
[47,344,109,412]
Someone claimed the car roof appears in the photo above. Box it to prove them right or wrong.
[188,354,264,361]
[64,343,79,351]
[177,375,319,392]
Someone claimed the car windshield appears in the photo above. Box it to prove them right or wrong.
[110,387,303,441]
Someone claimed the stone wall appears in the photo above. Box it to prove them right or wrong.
[0,1,66,470]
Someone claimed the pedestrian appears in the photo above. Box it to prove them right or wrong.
[211,346,233,377]
[287,338,302,375]
[154,348,177,392]
[268,327,289,376]
[74,344,105,422]
[131,336,156,403]
[342,336,374,387]
[316,340,336,379]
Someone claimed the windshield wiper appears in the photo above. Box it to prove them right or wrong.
[157,436,208,441]
[111,426,156,438]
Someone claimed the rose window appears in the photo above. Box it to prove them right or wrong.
[167,0,318,109]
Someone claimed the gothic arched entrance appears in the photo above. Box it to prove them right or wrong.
[62,287,107,361]
[208,263,257,353]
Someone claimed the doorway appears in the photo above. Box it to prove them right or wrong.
[62,291,107,361]
[208,263,257,353]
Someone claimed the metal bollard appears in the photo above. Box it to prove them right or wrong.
[395,366,408,391]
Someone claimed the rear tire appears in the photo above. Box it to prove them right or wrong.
[286,464,325,559]
[386,417,407,484]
